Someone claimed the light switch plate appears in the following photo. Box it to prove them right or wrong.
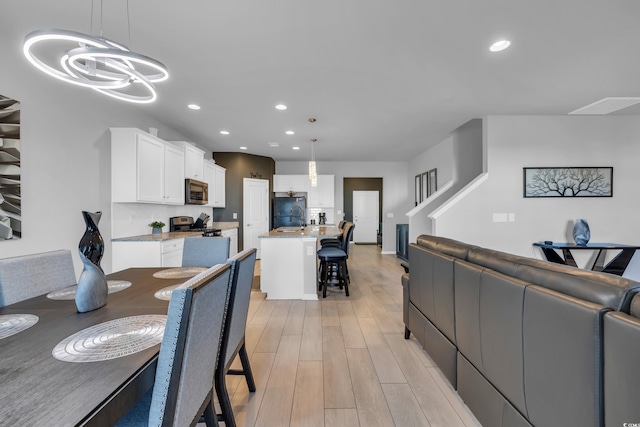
[508,213,515,222]
[233,213,237,219]
[387,212,394,218]
[493,213,508,223]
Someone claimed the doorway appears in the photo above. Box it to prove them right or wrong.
[353,191,379,243]
[243,178,269,258]
[344,178,383,244]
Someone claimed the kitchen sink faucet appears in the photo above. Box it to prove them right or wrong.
[289,205,305,229]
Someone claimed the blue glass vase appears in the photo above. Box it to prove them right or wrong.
[573,219,590,246]
[75,211,108,313]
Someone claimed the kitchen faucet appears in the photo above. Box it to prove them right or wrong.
[289,205,305,229]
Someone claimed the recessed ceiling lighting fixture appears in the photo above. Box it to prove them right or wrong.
[239,146,248,150]
[22,2,168,104]
[268,142,280,147]
[285,130,295,135]
[489,40,511,52]
[188,104,200,110]
[292,146,300,150]
[220,131,230,135]
[275,104,287,110]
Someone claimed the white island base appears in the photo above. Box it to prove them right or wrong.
[259,226,341,300]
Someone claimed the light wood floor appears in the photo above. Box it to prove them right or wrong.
[215,244,481,427]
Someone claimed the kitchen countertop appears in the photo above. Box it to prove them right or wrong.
[112,222,239,242]
[259,226,341,238]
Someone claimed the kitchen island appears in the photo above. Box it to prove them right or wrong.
[259,226,341,300]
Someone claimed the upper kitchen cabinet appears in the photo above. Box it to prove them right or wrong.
[203,161,226,207]
[308,174,335,207]
[110,128,185,204]
[170,141,205,180]
[273,174,310,193]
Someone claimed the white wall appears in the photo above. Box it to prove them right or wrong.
[0,28,190,276]
[407,119,483,242]
[276,161,408,254]
[434,115,640,260]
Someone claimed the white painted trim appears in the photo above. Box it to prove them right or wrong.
[380,250,395,255]
[302,294,319,301]
[429,173,489,235]
[405,180,454,217]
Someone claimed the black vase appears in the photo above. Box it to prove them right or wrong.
[76,211,108,313]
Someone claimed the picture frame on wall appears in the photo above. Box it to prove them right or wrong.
[523,167,613,198]
[0,94,21,240]
[415,174,421,206]
[421,172,429,201]
[428,168,437,196]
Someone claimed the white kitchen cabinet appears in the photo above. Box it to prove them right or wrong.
[169,140,205,180]
[308,174,335,207]
[221,228,238,257]
[273,174,310,193]
[160,238,185,267]
[111,128,185,204]
[163,144,186,204]
[111,239,184,272]
[203,161,226,208]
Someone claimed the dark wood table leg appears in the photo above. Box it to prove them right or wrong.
[602,249,637,276]
[562,249,578,267]
[540,247,566,265]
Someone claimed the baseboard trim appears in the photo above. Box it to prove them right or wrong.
[381,250,395,255]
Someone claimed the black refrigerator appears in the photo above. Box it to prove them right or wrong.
[273,197,306,228]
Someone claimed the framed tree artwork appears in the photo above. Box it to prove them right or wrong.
[523,167,613,198]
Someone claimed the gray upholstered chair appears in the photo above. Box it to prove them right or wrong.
[0,250,76,307]
[216,248,258,427]
[181,236,230,268]
[116,263,232,427]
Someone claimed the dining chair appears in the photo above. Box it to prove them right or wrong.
[116,263,232,427]
[215,248,258,427]
[0,250,76,307]
[181,236,230,268]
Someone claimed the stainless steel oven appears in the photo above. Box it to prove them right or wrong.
[185,179,208,205]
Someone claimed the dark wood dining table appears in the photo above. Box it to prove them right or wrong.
[0,268,185,427]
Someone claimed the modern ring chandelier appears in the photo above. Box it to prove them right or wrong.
[22,2,168,103]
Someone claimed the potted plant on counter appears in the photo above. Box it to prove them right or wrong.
[149,221,165,235]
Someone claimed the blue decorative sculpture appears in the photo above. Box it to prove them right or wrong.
[573,219,591,246]
[75,211,108,313]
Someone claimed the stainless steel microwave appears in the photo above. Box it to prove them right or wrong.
[185,178,208,205]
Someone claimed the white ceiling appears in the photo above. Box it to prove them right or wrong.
[4,0,640,162]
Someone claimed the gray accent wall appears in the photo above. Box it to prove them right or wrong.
[212,152,276,251]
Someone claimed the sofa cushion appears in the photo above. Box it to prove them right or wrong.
[416,235,478,260]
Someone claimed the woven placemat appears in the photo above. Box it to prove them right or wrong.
[0,314,39,340]
[52,315,167,363]
[152,267,207,279]
[47,280,132,300]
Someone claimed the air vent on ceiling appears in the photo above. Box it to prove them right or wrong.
[569,97,640,115]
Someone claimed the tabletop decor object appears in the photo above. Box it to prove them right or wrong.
[76,211,108,313]
[149,220,165,235]
[573,218,591,246]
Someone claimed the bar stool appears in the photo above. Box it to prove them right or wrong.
[319,220,346,248]
[317,223,355,298]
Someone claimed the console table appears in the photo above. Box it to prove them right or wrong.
[533,242,640,276]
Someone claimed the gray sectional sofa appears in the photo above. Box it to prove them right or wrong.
[403,235,640,427]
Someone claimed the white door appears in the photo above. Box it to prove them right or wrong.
[353,191,379,243]
[243,178,269,258]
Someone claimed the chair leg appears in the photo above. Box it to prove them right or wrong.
[215,365,236,427]
[202,399,217,427]
[341,260,349,297]
[238,343,256,392]
[404,326,411,339]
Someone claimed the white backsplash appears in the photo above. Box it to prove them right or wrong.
[307,207,335,225]
[111,203,214,238]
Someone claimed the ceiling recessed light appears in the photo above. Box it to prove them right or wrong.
[292,146,300,150]
[220,130,230,135]
[239,146,247,150]
[275,104,287,110]
[268,142,280,147]
[187,104,200,110]
[489,40,511,52]
[285,130,295,135]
